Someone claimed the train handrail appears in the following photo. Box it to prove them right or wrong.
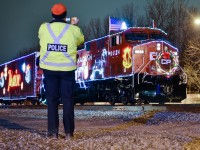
[137,60,152,84]
[133,56,145,74]
[132,56,145,88]
[178,66,187,84]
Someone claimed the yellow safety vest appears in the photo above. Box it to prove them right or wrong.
[38,22,84,71]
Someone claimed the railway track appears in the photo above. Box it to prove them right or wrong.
[0,103,200,112]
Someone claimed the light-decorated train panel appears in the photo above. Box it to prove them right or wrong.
[76,41,179,82]
[74,27,186,105]
[132,41,179,76]
[0,53,37,100]
[77,39,135,81]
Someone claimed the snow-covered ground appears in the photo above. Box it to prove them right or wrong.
[0,108,199,149]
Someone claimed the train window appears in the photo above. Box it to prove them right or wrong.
[111,36,116,46]
[86,43,91,51]
[111,34,122,46]
[116,35,122,45]
[150,34,166,40]
[125,33,148,41]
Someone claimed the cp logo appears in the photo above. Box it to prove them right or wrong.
[161,59,171,64]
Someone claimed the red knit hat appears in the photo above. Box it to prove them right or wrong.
[51,3,67,15]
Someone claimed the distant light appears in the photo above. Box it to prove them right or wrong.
[121,22,127,30]
[194,18,200,25]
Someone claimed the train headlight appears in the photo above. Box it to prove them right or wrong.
[157,68,161,72]
[157,43,161,51]
[3,88,5,95]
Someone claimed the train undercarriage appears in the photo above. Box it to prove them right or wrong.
[74,74,187,105]
[1,73,186,106]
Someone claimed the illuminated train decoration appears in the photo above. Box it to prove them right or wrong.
[0,27,187,105]
[75,27,187,105]
[1,64,32,94]
[0,53,41,105]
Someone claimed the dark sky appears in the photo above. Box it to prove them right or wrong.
[0,0,199,64]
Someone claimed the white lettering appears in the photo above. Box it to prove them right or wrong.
[150,52,157,60]
[161,59,171,64]
[47,44,67,52]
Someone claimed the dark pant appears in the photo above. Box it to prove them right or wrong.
[43,69,75,135]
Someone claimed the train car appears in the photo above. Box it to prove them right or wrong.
[75,27,187,105]
[0,27,187,105]
[0,52,43,105]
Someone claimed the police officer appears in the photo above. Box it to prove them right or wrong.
[38,3,84,139]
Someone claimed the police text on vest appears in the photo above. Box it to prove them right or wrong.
[47,44,67,52]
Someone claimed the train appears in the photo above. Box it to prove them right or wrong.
[0,53,42,105]
[0,26,187,105]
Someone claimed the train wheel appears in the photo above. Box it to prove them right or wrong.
[37,101,40,105]
[5,101,11,105]
[120,96,128,105]
[129,97,136,105]
[108,94,115,105]
[159,100,165,105]
[80,101,85,106]
[31,101,36,105]
[144,100,149,104]
[136,99,143,105]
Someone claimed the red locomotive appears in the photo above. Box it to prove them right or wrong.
[75,27,187,105]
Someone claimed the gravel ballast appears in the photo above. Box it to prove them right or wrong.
[0,107,199,149]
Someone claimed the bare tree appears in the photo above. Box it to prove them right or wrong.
[14,44,39,59]
[81,18,104,41]
[145,0,172,29]
[88,18,103,39]
[102,16,109,36]
[167,0,194,53]
[81,24,92,42]
[145,0,198,63]
[112,2,138,27]
[81,2,139,41]
[183,34,200,93]
[137,16,148,27]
